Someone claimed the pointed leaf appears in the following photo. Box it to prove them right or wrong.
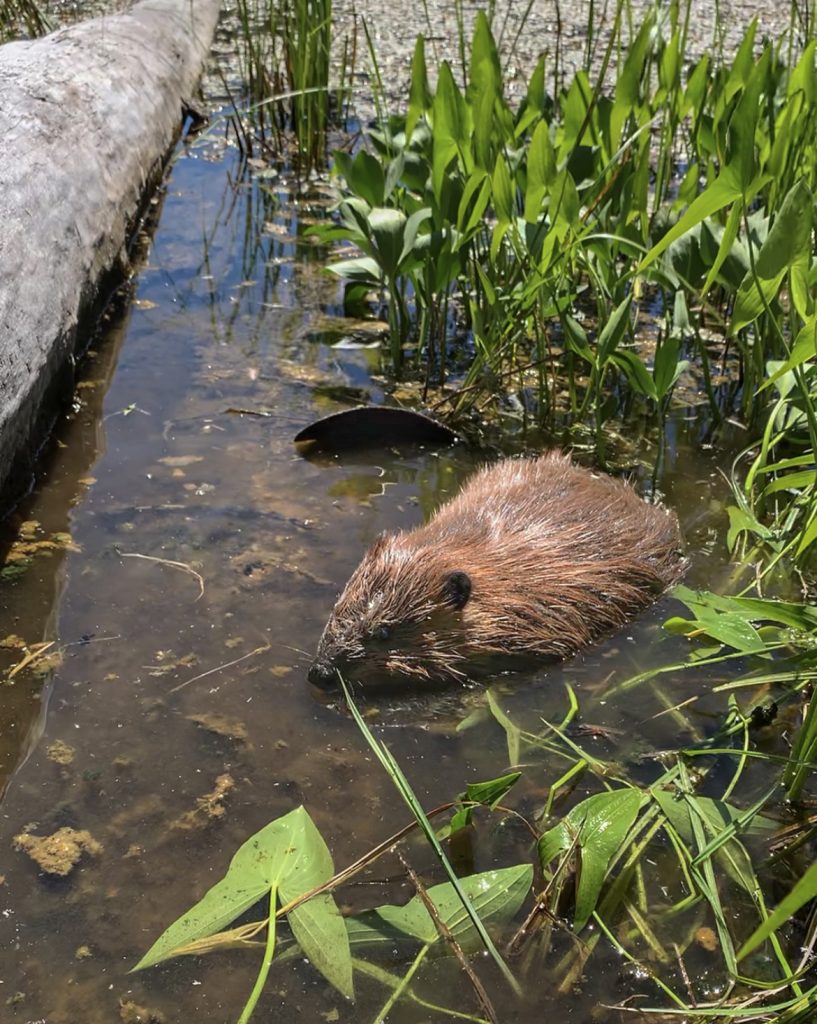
[538,788,642,931]
[354,865,533,952]
[738,860,817,960]
[732,179,814,334]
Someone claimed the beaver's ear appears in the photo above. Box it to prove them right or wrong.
[443,570,471,609]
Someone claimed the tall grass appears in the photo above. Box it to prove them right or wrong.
[0,0,51,40]
[231,0,351,174]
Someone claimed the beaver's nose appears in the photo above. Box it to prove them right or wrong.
[308,660,337,689]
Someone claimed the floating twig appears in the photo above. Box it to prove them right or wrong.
[168,644,270,695]
[120,551,205,601]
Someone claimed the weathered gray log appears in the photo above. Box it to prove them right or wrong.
[0,0,222,509]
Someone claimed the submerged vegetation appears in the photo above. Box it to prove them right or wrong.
[139,592,817,1022]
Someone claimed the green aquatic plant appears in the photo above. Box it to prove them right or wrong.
[134,798,533,1022]
[312,6,817,459]
[231,0,350,173]
[0,0,51,41]
[134,584,817,1022]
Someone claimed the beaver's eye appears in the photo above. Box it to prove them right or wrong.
[374,625,390,642]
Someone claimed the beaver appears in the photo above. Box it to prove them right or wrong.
[308,452,686,687]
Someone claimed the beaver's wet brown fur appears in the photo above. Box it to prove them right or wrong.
[309,452,686,687]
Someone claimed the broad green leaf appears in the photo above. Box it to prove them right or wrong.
[739,860,817,960]
[672,585,817,631]
[562,315,594,365]
[326,256,382,283]
[456,170,491,237]
[610,14,654,146]
[469,13,503,168]
[639,168,743,271]
[538,788,642,931]
[399,207,432,266]
[701,201,742,294]
[757,317,817,392]
[333,149,385,208]
[281,811,354,999]
[368,207,407,280]
[653,788,775,895]
[796,513,817,557]
[549,168,579,228]
[491,152,515,224]
[762,469,817,497]
[135,806,352,1003]
[726,505,772,550]
[597,294,633,363]
[652,790,777,842]
[560,70,593,151]
[611,349,657,400]
[431,62,471,202]
[346,865,533,955]
[472,82,496,170]
[653,331,689,400]
[525,120,556,223]
[731,179,815,334]
[516,55,545,138]
[686,609,767,654]
[727,45,770,189]
[465,771,522,808]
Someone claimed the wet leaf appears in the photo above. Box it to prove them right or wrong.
[347,865,533,954]
[464,771,521,808]
[134,806,352,999]
[538,788,642,931]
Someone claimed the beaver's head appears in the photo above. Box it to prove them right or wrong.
[308,533,473,688]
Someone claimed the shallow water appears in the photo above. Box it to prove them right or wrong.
[0,101,795,1024]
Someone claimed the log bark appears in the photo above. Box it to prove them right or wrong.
[0,0,222,509]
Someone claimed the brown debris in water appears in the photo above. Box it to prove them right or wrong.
[0,634,26,649]
[187,712,248,743]
[14,827,102,876]
[46,739,76,766]
[108,795,165,838]
[119,997,167,1024]
[695,926,719,952]
[6,520,80,564]
[171,773,235,831]
[143,649,198,677]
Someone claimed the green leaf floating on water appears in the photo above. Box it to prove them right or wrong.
[134,806,353,1000]
[346,864,533,954]
[538,788,642,931]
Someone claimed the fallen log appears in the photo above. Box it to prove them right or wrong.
[0,0,222,510]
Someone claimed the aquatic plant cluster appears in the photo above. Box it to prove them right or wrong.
[310,6,817,576]
[132,0,817,1020]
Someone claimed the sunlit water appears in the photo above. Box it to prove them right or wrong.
[0,80,798,1024]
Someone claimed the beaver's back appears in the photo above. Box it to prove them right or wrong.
[395,451,684,661]
[309,451,686,685]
